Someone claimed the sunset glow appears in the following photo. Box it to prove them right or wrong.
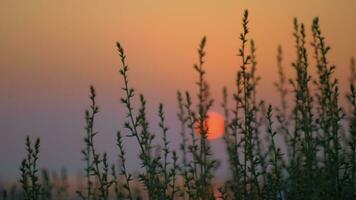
[195,112,225,140]
[1,2,356,196]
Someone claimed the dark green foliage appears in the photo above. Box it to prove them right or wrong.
[20,136,41,200]
[177,91,189,198]
[3,190,8,200]
[40,168,68,200]
[77,86,113,200]
[348,85,356,199]
[114,131,133,200]
[193,36,217,200]
[14,9,356,200]
[264,105,284,200]
[117,42,180,200]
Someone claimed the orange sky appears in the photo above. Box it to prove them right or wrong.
[0,0,355,179]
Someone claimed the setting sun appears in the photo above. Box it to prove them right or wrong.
[195,111,225,140]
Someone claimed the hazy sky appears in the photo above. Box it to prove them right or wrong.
[1,0,355,180]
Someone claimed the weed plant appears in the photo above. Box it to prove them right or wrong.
[7,9,356,200]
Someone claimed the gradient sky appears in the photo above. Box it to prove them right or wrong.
[1,0,355,181]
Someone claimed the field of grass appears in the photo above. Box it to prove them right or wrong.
[2,10,356,200]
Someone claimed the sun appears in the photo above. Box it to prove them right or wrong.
[195,111,225,140]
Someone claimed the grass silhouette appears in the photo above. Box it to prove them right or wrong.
[3,9,356,200]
